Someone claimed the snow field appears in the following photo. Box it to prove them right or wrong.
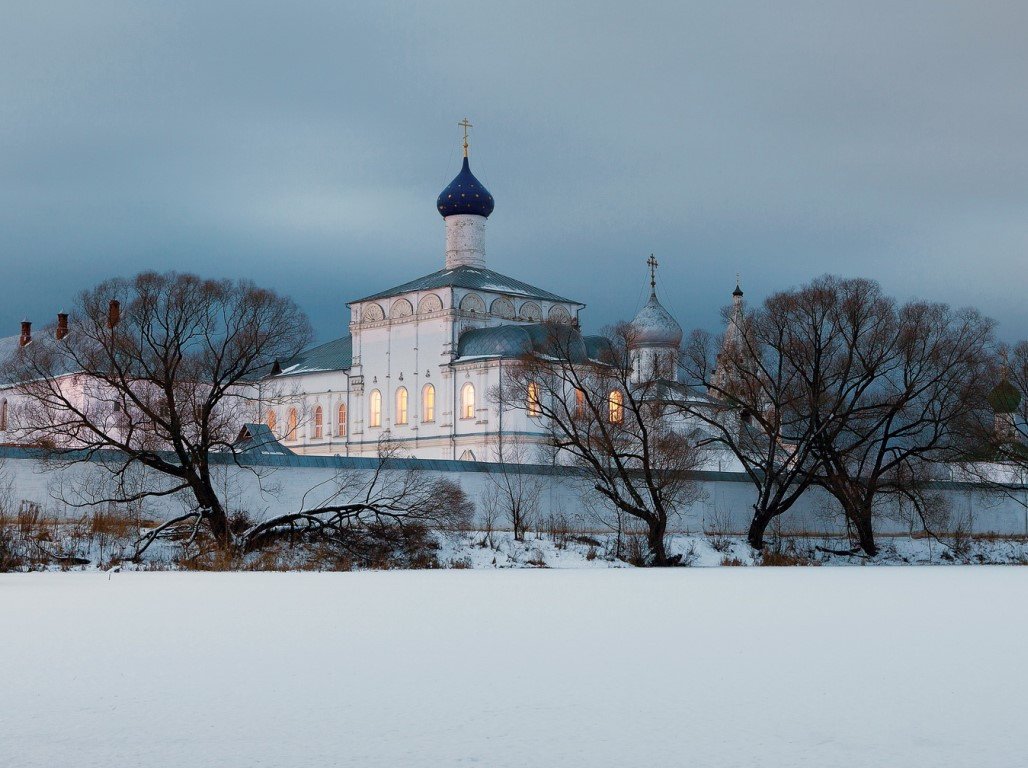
[2,568,1026,767]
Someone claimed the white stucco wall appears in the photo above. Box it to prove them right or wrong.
[4,450,1027,538]
[444,214,486,269]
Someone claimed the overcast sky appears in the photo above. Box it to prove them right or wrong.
[2,1,1026,342]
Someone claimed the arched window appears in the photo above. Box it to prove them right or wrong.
[422,384,435,422]
[337,403,347,436]
[286,408,298,441]
[265,409,276,434]
[608,390,624,424]
[369,390,382,427]
[575,388,585,419]
[1,399,9,431]
[313,405,323,439]
[460,383,475,420]
[527,381,541,417]
[395,387,408,424]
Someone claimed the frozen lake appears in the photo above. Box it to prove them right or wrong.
[2,568,1026,767]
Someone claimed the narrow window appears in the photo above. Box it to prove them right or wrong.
[395,387,408,424]
[286,408,298,441]
[266,409,276,434]
[527,381,541,417]
[2,399,10,431]
[460,383,475,420]
[575,388,585,419]
[608,390,624,424]
[422,384,435,422]
[369,390,382,427]
[337,403,347,436]
[313,405,323,439]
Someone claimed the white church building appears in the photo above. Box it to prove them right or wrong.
[0,129,740,467]
[258,137,713,463]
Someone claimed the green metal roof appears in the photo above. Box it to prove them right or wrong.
[351,266,581,305]
[274,335,352,377]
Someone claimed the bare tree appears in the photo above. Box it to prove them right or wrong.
[499,322,703,566]
[954,342,1028,527]
[482,423,545,541]
[682,293,827,549]
[8,271,312,550]
[237,443,474,557]
[781,277,992,555]
[687,277,992,555]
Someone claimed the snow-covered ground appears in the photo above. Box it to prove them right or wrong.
[439,531,1028,567]
[3,568,1026,767]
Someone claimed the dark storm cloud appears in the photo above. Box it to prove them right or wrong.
[1,1,1026,341]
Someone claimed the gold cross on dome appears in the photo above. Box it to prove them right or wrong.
[459,117,473,157]
[647,254,659,292]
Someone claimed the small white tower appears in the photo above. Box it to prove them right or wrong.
[629,255,683,382]
[711,278,745,397]
[437,118,495,270]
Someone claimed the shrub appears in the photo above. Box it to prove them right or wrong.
[759,549,819,566]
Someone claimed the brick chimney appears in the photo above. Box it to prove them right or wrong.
[107,299,121,329]
[56,312,69,340]
[19,320,31,346]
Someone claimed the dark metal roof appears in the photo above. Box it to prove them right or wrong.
[0,333,82,386]
[274,335,352,377]
[456,323,604,363]
[233,424,295,456]
[352,266,581,305]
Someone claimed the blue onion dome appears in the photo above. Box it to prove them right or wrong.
[437,157,494,218]
[631,293,683,347]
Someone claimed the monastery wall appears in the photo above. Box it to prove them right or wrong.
[1,447,1025,538]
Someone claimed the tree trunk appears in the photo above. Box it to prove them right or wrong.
[850,510,878,557]
[646,517,669,566]
[747,506,777,550]
[191,476,232,550]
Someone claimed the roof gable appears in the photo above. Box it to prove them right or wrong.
[352,266,581,305]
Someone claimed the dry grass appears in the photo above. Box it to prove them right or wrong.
[0,505,149,571]
[759,549,820,566]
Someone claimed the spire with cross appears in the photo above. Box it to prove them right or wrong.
[459,117,473,158]
[647,254,659,295]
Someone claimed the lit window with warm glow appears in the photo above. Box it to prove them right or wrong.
[575,388,585,419]
[286,408,298,441]
[369,390,382,427]
[313,405,323,438]
[266,409,276,434]
[422,384,435,422]
[460,383,475,420]
[608,390,624,424]
[395,387,408,424]
[527,381,541,417]
[337,403,347,436]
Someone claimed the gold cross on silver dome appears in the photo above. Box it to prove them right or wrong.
[459,117,473,158]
